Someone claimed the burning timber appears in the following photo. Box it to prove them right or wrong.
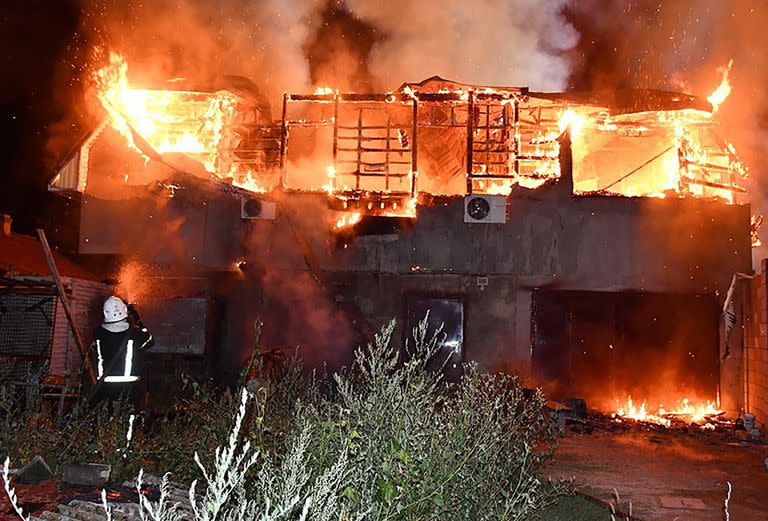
[52,54,748,210]
[43,53,756,422]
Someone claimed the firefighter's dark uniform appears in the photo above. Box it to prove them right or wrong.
[91,325,154,408]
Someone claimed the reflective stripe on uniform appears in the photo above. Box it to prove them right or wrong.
[104,375,139,383]
[124,339,134,377]
[102,339,140,384]
[139,328,152,349]
[96,340,104,379]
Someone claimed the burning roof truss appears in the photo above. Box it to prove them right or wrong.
[50,74,749,214]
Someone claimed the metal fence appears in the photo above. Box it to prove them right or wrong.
[0,292,56,383]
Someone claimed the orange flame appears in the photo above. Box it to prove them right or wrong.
[90,50,747,212]
[613,396,722,426]
[232,169,267,193]
[707,60,733,112]
[558,109,586,139]
[334,212,362,229]
[93,49,235,173]
[323,165,336,195]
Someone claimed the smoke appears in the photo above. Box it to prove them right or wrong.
[79,0,323,107]
[241,194,358,371]
[79,0,579,106]
[305,3,378,91]
[565,1,738,91]
[346,0,578,90]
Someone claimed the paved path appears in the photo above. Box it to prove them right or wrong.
[548,428,768,520]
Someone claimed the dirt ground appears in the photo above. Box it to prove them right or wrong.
[547,427,768,520]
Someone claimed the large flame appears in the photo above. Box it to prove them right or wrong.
[558,109,586,139]
[707,60,733,112]
[90,51,748,212]
[613,396,722,427]
[93,50,235,174]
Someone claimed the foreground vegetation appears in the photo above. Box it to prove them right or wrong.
[2,317,564,519]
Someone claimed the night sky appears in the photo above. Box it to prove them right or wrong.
[1,1,83,239]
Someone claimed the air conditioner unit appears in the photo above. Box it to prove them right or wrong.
[464,195,507,223]
[241,197,277,220]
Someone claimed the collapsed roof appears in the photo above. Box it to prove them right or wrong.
[50,76,748,212]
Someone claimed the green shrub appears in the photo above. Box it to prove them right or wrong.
[307,317,552,520]
[3,316,557,520]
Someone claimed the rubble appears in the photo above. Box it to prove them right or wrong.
[564,398,587,420]
[567,410,739,438]
[61,464,111,487]
[27,479,197,521]
[544,400,571,436]
[32,499,140,521]
[17,456,53,484]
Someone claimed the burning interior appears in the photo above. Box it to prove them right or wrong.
[52,53,748,209]
[46,52,756,427]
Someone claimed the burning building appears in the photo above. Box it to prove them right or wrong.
[47,53,755,420]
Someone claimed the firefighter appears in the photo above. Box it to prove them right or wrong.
[89,296,154,410]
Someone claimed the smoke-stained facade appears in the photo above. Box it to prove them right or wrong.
[50,106,753,410]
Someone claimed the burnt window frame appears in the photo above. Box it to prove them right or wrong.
[402,292,467,382]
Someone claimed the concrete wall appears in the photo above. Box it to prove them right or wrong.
[251,178,752,375]
[75,170,754,382]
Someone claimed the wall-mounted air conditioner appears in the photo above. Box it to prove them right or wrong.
[463,195,507,223]
[241,197,277,220]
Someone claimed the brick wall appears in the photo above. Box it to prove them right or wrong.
[745,260,768,424]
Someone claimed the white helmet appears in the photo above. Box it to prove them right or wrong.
[103,296,128,325]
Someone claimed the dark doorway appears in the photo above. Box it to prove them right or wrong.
[531,290,720,408]
[404,295,465,383]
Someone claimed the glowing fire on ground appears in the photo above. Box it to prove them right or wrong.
[612,396,723,427]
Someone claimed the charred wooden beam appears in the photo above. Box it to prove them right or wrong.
[686,178,746,193]
[466,90,475,194]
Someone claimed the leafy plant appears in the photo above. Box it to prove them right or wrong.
[308,317,553,520]
[3,316,560,520]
